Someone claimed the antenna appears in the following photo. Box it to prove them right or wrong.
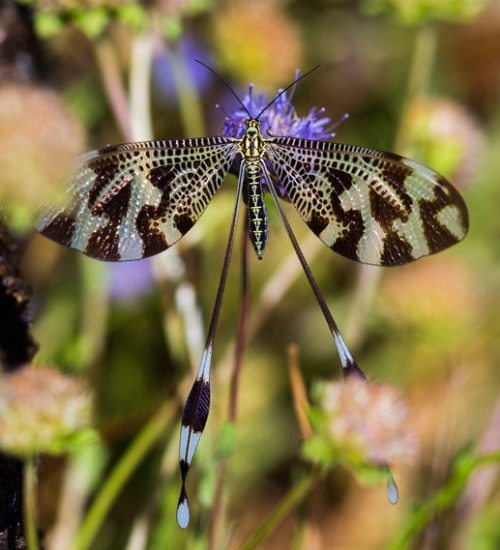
[195,59,252,118]
[194,60,320,120]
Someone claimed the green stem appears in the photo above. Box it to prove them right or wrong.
[95,38,133,142]
[76,258,109,370]
[386,451,500,550]
[238,466,324,550]
[394,23,437,152]
[24,456,39,550]
[168,45,205,137]
[71,403,175,550]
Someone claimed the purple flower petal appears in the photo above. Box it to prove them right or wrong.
[220,78,344,198]
[220,81,337,141]
[109,260,154,301]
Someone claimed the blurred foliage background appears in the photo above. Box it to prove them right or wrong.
[1,0,500,548]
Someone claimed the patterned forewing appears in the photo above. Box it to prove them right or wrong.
[37,137,238,261]
[267,138,468,266]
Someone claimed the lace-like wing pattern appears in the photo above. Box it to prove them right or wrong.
[37,137,238,261]
[267,137,468,266]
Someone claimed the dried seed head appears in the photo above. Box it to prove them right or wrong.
[0,83,84,229]
[313,377,416,466]
[0,366,93,456]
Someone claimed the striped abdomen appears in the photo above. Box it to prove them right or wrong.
[245,160,269,259]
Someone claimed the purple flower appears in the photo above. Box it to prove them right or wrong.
[109,260,154,301]
[220,80,340,141]
[219,78,346,197]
